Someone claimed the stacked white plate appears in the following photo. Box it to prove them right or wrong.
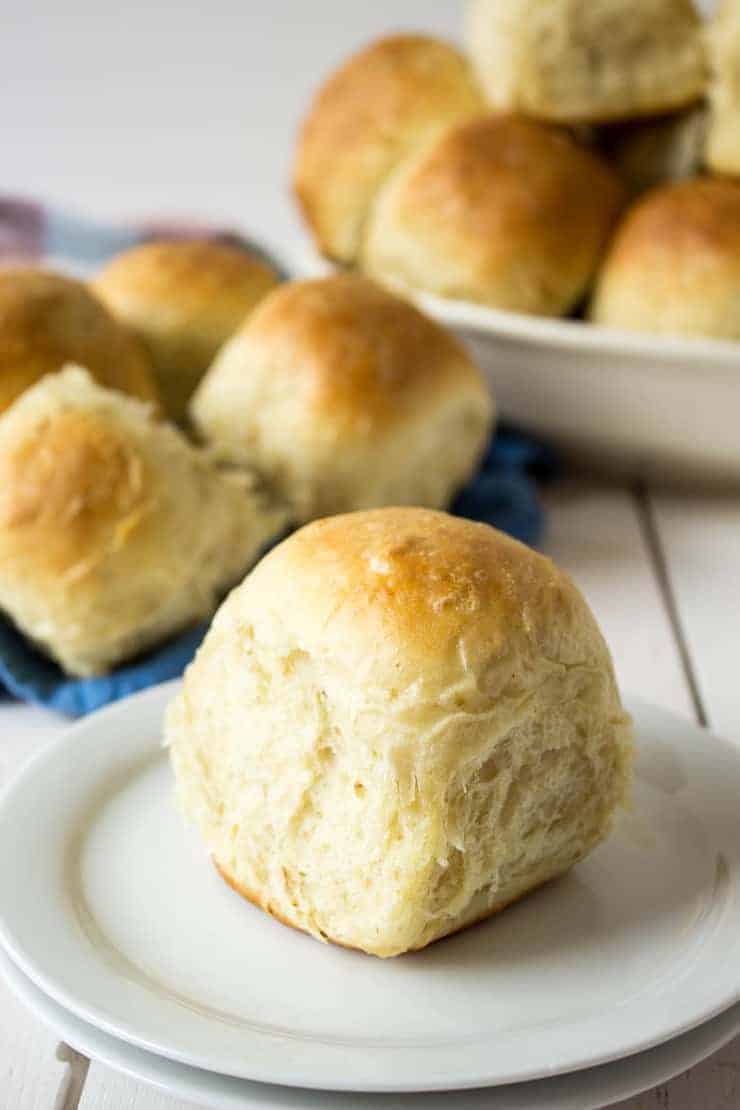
[0,682,739,1109]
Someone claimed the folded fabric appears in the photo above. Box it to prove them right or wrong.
[0,621,207,718]
[0,196,286,278]
[0,198,557,716]
[452,423,557,545]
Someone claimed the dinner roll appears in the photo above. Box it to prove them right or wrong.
[190,275,494,522]
[706,0,740,176]
[168,508,632,958]
[465,0,706,124]
[294,34,485,264]
[591,177,740,339]
[362,116,624,316]
[93,240,279,422]
[0,269,159,415]
[0,367,287,677]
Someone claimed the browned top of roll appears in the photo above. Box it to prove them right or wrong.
[363,114,624,316]
[591,177,740,338]
[294,34,485,263]
[0,268,159,415]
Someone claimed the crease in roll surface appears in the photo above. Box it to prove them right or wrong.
[294,34,486,264]
[190,274,494,523]
[93,239,279,423]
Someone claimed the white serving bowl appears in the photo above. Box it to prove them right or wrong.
[293,242,740,486]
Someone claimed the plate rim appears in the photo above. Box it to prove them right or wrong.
[1,683,740,1092]
[2,945,740,1110]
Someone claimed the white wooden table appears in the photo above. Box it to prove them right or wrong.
[1,475,738,1110]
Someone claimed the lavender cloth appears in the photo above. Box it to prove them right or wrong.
[0,198,557,716]
[0,196,284,276]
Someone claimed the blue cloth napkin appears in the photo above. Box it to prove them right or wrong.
[0,622,208,718]
[0,199,558,716]
[452,423,557,547]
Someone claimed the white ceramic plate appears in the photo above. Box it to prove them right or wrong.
[3,948,740,1110]
[293,243,740,485]
[0,683,739,1093]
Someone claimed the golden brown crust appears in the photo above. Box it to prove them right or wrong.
[93,240,279,420]
[224,274,486,429]
[294,34,485,263]
[243,507,603,692]
[591,177,740,338]
[0,269,159,414]
[214,857,556,956]
[363,114,624,316]
[0,407,150,582]
[602,176,740,259]
[286,508,548,647]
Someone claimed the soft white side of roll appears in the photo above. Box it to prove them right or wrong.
[706,0,740,175]
[465,0,706,123]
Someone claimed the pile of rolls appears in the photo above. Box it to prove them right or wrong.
[0,15,637,961]
[295,0,740,343]
[0,244,493,678]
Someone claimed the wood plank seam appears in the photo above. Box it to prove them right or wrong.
[54,1041,90,1109]
[633,483,708,728]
